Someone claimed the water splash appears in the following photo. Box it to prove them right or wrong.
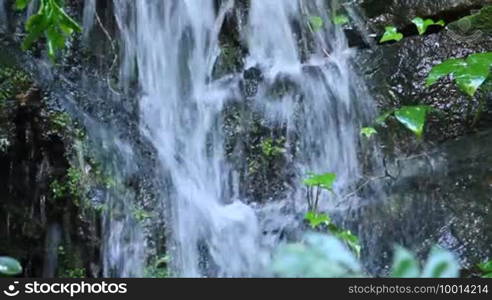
[110,0,377,277]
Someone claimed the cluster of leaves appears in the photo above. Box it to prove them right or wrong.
[260,137,285,157]
[271,233,460,278]
[15,0,82,61]
[380,17,444,43]
[0,257,22,276]
[362,105,434,139]
[305,212,361,257]
[302,173,361,257]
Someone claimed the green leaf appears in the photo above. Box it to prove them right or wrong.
[309,16,324,32]
[380,26,404,43]
[0,257,22,276]
[303,172,337,191]
[360,127,377,138]
[391,246,420,278]
[15,0,31,10]
[333,15,349,25]
[426,52,492,96]
[412,17,445,35]
[305,212,330,229]
[478,260,492,273]
[394,105,431,137]
[332,228,361,258]
[271,233,363,278]
[426,59,467,86]
[421,247,460,278]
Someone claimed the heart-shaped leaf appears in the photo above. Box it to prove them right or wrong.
[412,17,445,35]
[380,26,404,43]
[394,105,431,137]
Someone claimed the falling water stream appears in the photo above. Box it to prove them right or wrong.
[110,0,377,277]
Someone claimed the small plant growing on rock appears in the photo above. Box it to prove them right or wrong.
[380,26,403,43]
[375,105,433,138]
[412,17,445,35]
[303,172,336,213]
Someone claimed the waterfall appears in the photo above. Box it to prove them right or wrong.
[110,0,376,277]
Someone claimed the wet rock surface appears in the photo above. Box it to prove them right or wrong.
[345,129,492,275]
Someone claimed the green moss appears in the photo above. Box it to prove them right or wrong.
[144,255,169,278]
[448,5,492,35]
[0,67,31,102]
[57,245,86,278]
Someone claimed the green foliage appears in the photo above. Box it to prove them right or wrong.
[305,211,331,229]
[380,26,403,43]
[15,0,82,61]
[303,172,336,191]
[478,260,492,278]
[391,246,460,278]
[308,16,324,32]
[412,17,445,35]
[260,138,284,157]
[304,212,361,257]
[271,233,362,278]
[426,52,492,97]
[0,257,22,276]
[0,67,32,102]
[377,105,433,138]
[333,14,349,25]
[360,127,377,138]
[303,172,336,212]
[145,255,169,278]
[272,233,460,278]
[57,246,86,278]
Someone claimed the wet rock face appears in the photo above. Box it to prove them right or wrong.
[358,0,491,30]
[347,130,492,275]
[0,70,100,277]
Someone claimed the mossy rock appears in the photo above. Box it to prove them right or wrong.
[448,5,492,35]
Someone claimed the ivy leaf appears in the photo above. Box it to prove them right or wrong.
[380,26,404,43]
[305,212,330,229]
[303,172,337,191]
[360,127,377,138]
[412,17,445,35]
[0,257,22,276]
[426,52,492,96]
[391,246,420,278]
[426,59,467,86]
[394,105,431,137]
[309,16,324,32]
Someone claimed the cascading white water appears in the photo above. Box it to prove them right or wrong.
[114,0,268,277]
[111,0,376,277]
